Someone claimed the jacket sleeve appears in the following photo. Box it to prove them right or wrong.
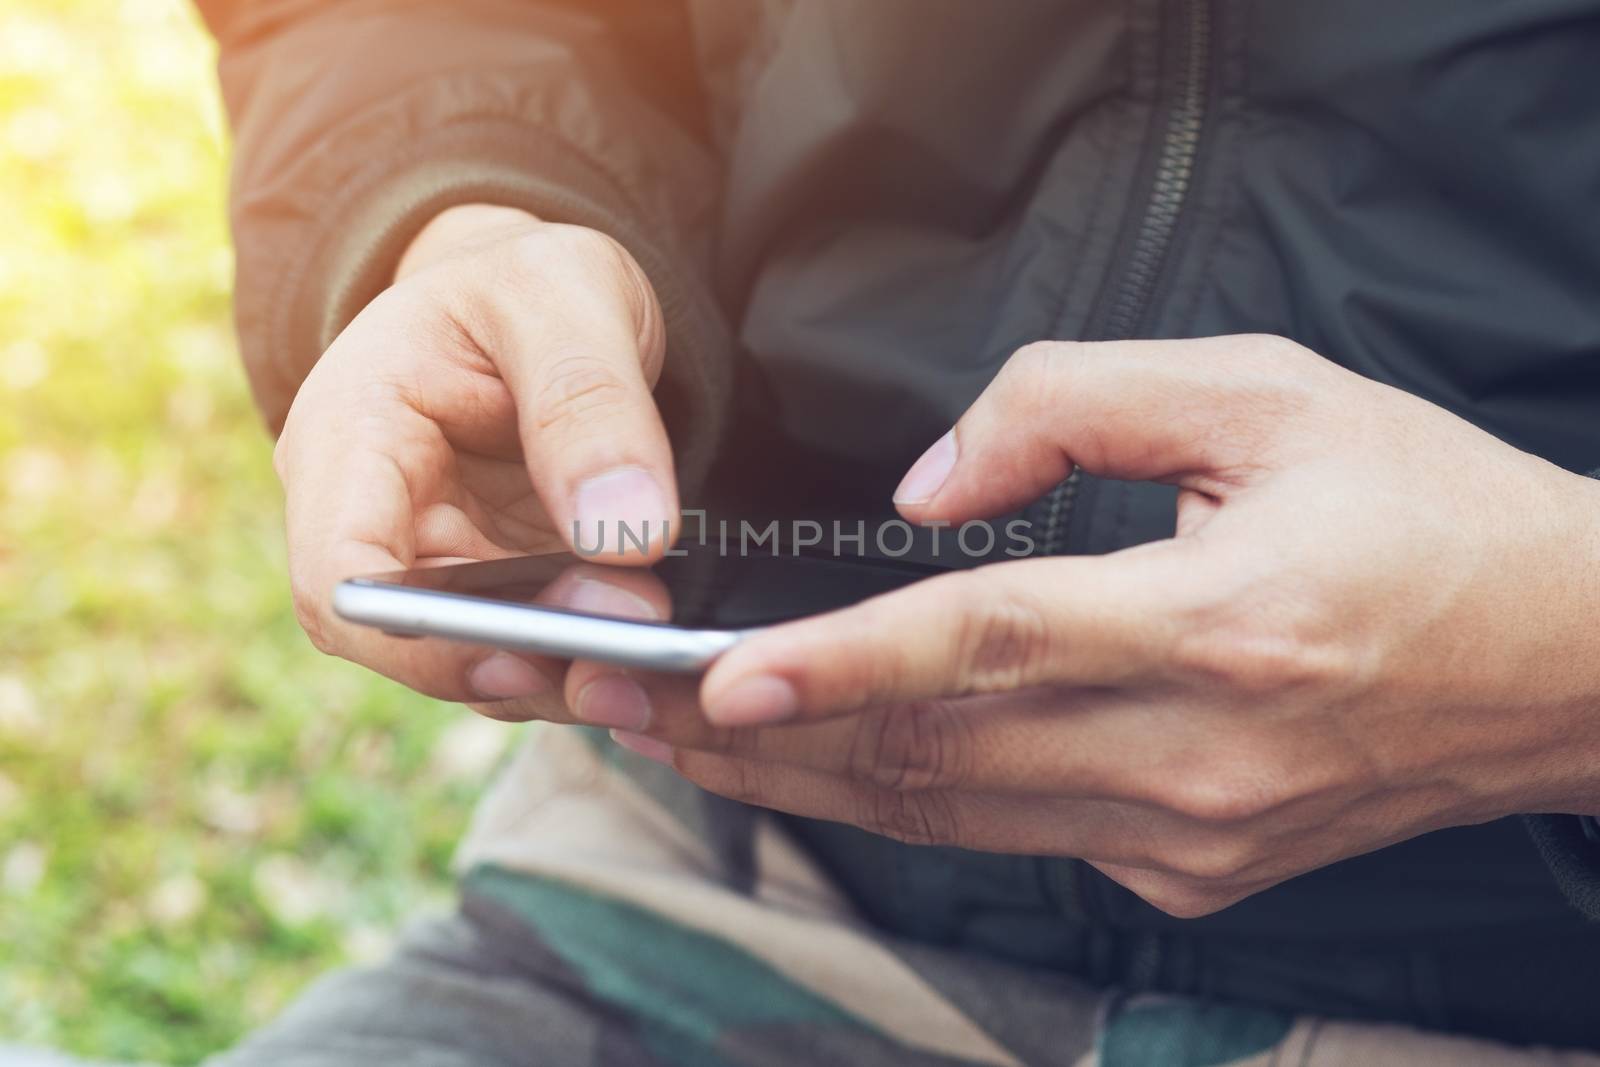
[1525,813,1600,920]
[194,0,734,490]
[1522,466,1600,921]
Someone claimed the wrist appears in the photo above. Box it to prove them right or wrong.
[396,203,543,283]
[1526,466,1600,814]
[1567,470,1600,796]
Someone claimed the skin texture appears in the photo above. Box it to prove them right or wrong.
[274,204,673,716]
[284,206,1600,919]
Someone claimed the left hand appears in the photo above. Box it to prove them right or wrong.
[574,335,1600,917]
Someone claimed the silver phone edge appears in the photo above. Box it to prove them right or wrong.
[332,581,747,673]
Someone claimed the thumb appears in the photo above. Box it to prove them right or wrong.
[893,336,1321,522]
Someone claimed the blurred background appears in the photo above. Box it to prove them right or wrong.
[0,1,511,1061]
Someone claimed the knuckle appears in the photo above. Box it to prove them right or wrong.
[1155,753,1287,823]
[1224,334,1318,386]
[1170,614,1348,696]
[290,587,333,654]
[998,343,1075,422]
[469,226,618,332]
[499,224,644,312]
[1110,868,1235,919]
[847,703,972,792]
[692,756,768,810]
[499,223,607,278]
[529,354,634,436]
[1232,332,1306,366]
[704,726,761,758]
[1004,342,1067,405]
[951,579,1055,692]
[1163,837,1261,883]
[1011,340,1065,375]
[1212,334,1324,417]
[862,789,961,848]
[1143,881,1234,920]
[558,224,632,273]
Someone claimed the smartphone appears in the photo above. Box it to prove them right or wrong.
[333,540,946,672]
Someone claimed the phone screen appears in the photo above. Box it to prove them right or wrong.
[355,539,947,630]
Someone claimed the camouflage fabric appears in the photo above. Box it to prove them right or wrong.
[214,727,1600,1067]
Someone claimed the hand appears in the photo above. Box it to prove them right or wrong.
[273,203,678,714]
[581,335,1600,917]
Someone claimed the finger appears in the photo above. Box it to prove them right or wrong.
[467,686,578,725]
[466,226,678,564]
[699,549,1190,726]
[1088,862,1276,919]
[663,749,1192,862]
[632,688,1221,805]
[636,684,1247,814]
[540,563,675,621]
[894,335,1329,523]
[663,748,1297,902]
[553,566,680,732]
[312,532,565,707]
[471,558,675,720]
[278,399,564,705]
[393,561,677,721]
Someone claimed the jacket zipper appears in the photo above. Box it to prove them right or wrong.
[1039,0,1214,555]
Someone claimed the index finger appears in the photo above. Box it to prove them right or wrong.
[466,227,678,564]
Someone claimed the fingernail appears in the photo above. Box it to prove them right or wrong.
[558,576,659,620]
[893,430,958,505]
[468,652,549,700]
[705,675,799,727]
[573,468,669,558]
[610,729,674,766]
[575,674,653,731]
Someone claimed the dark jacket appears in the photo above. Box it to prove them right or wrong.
[197,0,1600,1046]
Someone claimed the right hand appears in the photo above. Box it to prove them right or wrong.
[273,204,679,715]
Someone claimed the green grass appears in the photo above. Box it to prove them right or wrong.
[0,2,508,1060]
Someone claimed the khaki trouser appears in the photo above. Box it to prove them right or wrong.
[211,727,1600,1067]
